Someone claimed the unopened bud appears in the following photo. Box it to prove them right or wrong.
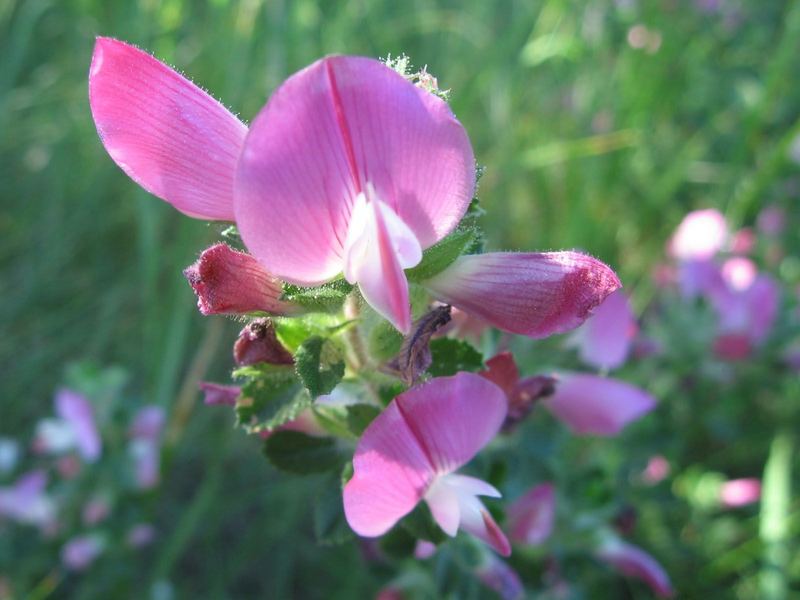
[233,318,293,366]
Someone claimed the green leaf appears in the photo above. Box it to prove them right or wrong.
[262,431,346,474]
[427,338,484,377]
[379,526,418,559]
[233,365,308,433]
[281,279,354,312]
[295,336,345,397]
[272,314,352,353]
[313,473,355,546]
[406,227,479,282]
[344,404,381,437]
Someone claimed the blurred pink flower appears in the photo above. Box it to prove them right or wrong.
[128,406,165,490]
[595,538,674,598]
[642,455,671,485]
[569,290,637,371]
[668,209,728,261]
[126,523,157,548]
[82,496,111,526]
[719,478,761,508]
[61,535,104,571]
[507,483,556,546]
[475,555,525,600]
[344,373,510,555]
[730,228,755,254]
[34,389,101,463]
[414,540,437,559]
[757,205,785,236]
[199,382,241,406]
[0,470,55,527]
[542,373,656,436]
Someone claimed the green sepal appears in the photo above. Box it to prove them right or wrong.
[427,338,484,377]
[313,472,356,546]
[344,404,381,437]
[295,336,346,398]
[232,365,307,433]
[406,226,479,282]
[280,279,354,312]
[262,430,346,475]
[401,502,447,544]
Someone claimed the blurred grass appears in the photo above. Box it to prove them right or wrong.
[1,0,799,597]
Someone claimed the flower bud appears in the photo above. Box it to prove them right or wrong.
[233,318,293,366]
[183,243,296,316]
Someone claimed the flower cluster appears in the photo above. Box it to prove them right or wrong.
[0,366,162,591]
[88,39,672,596]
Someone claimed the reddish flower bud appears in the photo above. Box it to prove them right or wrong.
[233,318,294,366]
[183,243,297,316]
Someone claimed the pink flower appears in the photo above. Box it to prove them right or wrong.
[542,374,657,436]
[422,252,620,339]
[34,389,101,463]
[61,535,104,571]
[668,209,727,261]
[0,470,55,527]
[90,39,620,337]
[343,373,511,555]
[82,496,111,526]
[757,205,785,236]
[183,243,295,316]
[641,455,671,485]
[719,478,761,508]
[126,523,157,548]
[507,483,556,546]
[595,538,674,598]
[569,290,637,370]
[128,406,165,490]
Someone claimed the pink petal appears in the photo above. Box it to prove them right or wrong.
[668,208,727,261]
[89,38,246,221]
[199,382,241,406]
[183,243,296,316]
[235,55,475,286]
[129,406,165,441]
[572,290,637,371]
[596,538,674,598]
[719,478,761,507]
[343,190,418,333]
[744,275,779,343]
[55,389,101,462]
[423,252,621,338]
[507,482,556,546]
[343,373,507,536]
[542,374,656,436]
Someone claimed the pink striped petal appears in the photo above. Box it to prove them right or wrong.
[542,374,656,436]
[423,252,621,338]
[343,373,507,536]
[55,389,101,462]
[235,55,475,286]
[596,538,674,598]
[89,38,246,220]
[572,290,637,371]
[508,482,556,546]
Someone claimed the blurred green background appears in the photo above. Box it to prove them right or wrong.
[2,0,799,598]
